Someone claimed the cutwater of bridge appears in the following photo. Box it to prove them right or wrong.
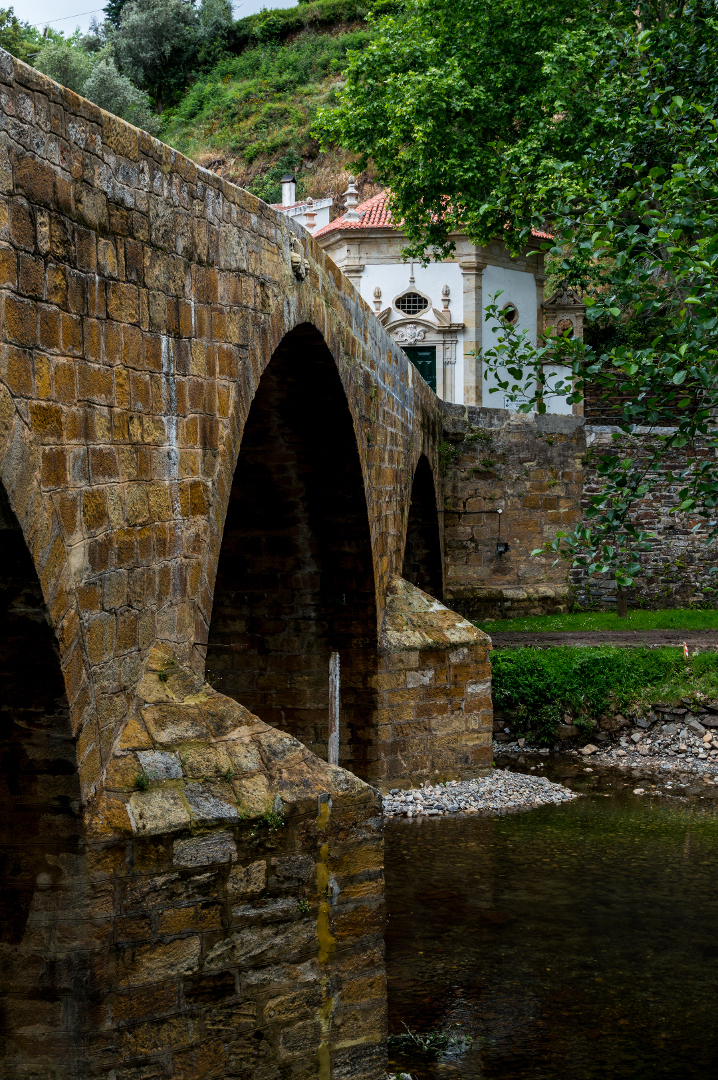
[0,50,491,1079]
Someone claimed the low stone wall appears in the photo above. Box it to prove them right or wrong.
[441,404,585,621]
[3,646,386,1079]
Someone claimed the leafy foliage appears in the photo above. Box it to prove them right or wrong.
[316,0,619,261]
[33,39,94,93]
[162,26,374,174]
[0,7,47,64]
[321,0,718,587]
[83,57,162,132]
[227,0,400,51]
[479,8,718,587]
[110,0,200,111]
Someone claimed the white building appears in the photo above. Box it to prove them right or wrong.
[314,181,582,412]
[271,174,333,233]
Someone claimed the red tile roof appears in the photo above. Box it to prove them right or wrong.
[314,191,394,237]
[314,189,553,241]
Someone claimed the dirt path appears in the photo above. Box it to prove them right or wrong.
[487,628,718,650]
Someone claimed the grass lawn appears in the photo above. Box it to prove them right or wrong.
[477,609,718,635]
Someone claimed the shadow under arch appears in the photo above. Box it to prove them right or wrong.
[0,484,84,1072]
[206,323,378,775]
[402,455,444,600]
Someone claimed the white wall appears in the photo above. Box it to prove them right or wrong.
[357,261,465,401]
[481,264,539,411]
[541,365,574,415]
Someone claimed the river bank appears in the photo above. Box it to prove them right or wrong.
[496,705,718,795]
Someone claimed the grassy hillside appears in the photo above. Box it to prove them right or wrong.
[162,0,397,206]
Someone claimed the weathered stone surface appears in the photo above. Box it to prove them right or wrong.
[0,45,499,1080]
[376,578,493,786]
[442,406,583,620]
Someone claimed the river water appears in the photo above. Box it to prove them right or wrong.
[385,757,718,1079]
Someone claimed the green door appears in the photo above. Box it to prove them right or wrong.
[403,346,437,391]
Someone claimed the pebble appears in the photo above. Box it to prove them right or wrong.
[499,717,718,786]
[382,770,578,818]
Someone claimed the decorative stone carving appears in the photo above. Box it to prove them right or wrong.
[543,282,586,339]
[289,236,310,280]
[394,323,426,345]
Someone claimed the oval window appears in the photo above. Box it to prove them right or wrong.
[395,292,429,316]
[501,303,519,325]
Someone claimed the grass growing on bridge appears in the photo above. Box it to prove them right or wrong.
[478,608,718,635]
[491,646,718,743]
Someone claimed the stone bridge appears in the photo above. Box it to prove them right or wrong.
[0,50,492,1080]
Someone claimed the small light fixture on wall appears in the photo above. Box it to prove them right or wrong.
[495,508,510,556]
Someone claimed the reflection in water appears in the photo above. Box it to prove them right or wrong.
[385,767,718,1079]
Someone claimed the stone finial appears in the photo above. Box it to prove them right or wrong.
[373,285,382,312]
[304,196,316,234]
[342,176,363,221]
[433,283,452,325]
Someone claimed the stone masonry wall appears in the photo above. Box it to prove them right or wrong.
[572,426,718,611]
[441,404,585,621]
[1,645,387,1080]
[0,46,495,1077]
[376,577,492,786]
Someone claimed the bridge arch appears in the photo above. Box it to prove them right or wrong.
[0,482,86,1072]
[205,323,378,773]
[402,454,444,599]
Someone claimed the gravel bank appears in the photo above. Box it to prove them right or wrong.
[382,770,578,818]
[499,707,718,789]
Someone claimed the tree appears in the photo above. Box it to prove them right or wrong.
[33,38,94,93]
[0,7,46,63]
[83,56,161,132]
[104,0,130,29]
[319,0,718,597]
[196,0,233,67]
[316,0,635,261]
[480,7,718,593]
[110,0,199,111]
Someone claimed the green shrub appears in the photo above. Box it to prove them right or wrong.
[162,26,376,164]
[490,646,718,744]
[227,0,401,51]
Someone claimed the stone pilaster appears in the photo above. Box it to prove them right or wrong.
[458,256,486,405]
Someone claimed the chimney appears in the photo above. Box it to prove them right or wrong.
[281,173,296,206]
[342,176,363,221]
